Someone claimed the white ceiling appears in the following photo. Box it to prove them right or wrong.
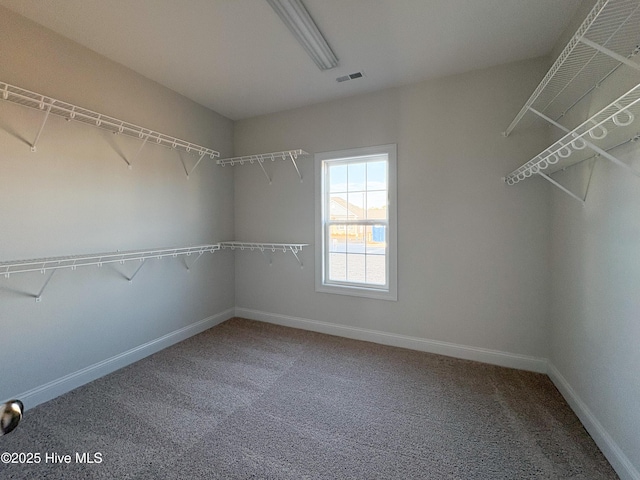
[0,0,582,120]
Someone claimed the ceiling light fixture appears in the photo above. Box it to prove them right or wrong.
[266,0,339,71]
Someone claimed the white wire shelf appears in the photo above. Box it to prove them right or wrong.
[504,0,640,136]
[0,245,221,276]
[0,245,220,301]
[0,81,219,175]
[504,84,640,200]
[219,242,309,267]
[216,149,309,183]
[0,242,309,300]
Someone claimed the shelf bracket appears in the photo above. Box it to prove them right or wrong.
[187,152,207,178]
[128,133,150,168]
[177,149,207,179]
[31,101,52,152]
[184,251,204,271]
[257,158,272,184]
[528,106,568,130]
[289,246,304,268]
[288,151,303,182]
[583,135,640,178]
[579,37,640,73]
[127,259,147,283]
[537,172,586,204]
[176,150,190,178]
[35,268,57,302]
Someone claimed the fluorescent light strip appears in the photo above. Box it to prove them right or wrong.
[266,0,339,71]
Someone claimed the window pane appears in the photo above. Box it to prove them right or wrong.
[367,161,387,191]
[366,191,387,219]
[347,192,365,219]
[366,255,386,285]
[329,253,346,281]
[329,194,349,220]
[329,164,347,193]
[346,253,366,283]
[346,227,365,253]
[366,226,386,252]
[348,162,366,192]
[328,225,346,253]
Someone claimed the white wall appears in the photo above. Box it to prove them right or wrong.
[544,2,640,477]
[0,8,235,406]
[536,0,640,477]
[233,58,553,369]
[548,138,640,480]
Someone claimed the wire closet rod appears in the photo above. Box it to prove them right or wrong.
[219,242,309,267]
[0,81,220,160]
[504,83,640,184]
[216,149,309,166]
[0,245,220,277]
[503,0,640,136]
[216,149,309,183]
[219,241,308,251]
[0,245,221,302]
[543,131,639,179]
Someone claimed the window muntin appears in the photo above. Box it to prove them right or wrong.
[315,145,397,300]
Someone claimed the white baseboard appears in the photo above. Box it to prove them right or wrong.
[16,308,235,410]
[234,307,548,373]
[547,363,640,480]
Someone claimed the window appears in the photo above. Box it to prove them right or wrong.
[315,144,397,300]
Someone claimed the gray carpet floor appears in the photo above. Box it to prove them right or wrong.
[1,317,617,479]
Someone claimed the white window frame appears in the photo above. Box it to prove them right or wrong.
[315,144,397,301]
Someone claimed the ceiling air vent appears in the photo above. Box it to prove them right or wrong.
[336,71,364,83]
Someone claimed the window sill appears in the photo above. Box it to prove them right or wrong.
[316,283,397,301]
